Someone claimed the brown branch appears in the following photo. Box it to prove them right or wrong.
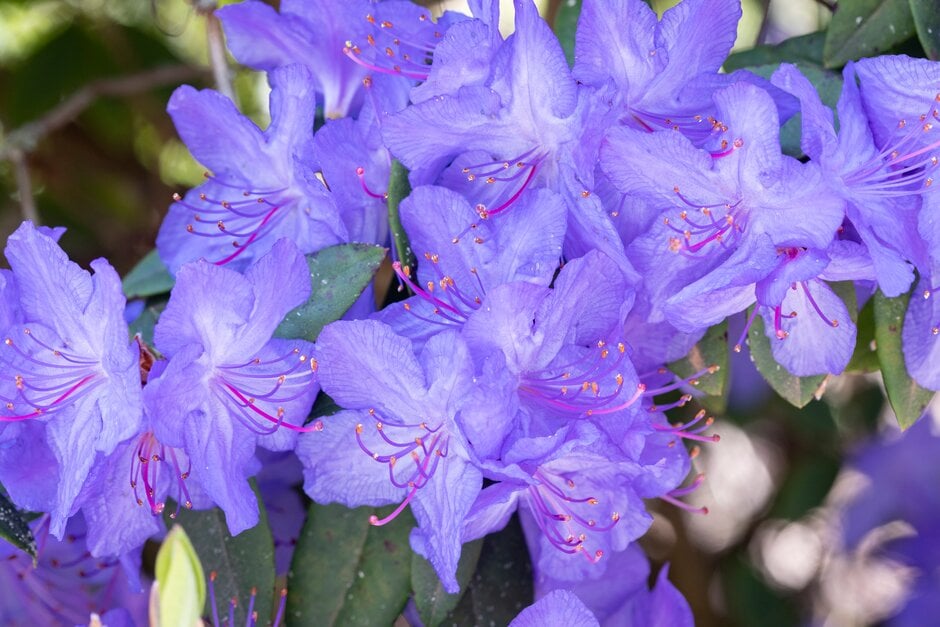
[0,64,207,160]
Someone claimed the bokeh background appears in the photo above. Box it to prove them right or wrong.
[0,1,927,625]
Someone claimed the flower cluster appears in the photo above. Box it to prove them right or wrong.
[2,0,940,623]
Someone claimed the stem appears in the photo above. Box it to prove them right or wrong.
[8,149,39,224]
[204,10,235,101]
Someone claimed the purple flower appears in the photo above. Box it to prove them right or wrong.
[297,319,502,592]
[602,83,851,374]
[463,420,689,583]
[771,62,935,298]
[376,184,566,345]
[219,0,463,118]
[217,0,373,118]
[157,65,345,274]
[381,1,624,262]
[0,514,147,626]
[839,417,940,626]
[0,222,142,536]
[144,239,320,534]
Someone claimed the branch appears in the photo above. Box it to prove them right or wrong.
[0,64,207,160]
[7,149,39,224]
[198,2,235,102]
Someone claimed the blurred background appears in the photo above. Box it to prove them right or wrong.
[1,1,924,625]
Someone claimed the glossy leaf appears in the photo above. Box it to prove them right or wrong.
[287,503,414,625]
[169,484,276,625]
[873,289,935,429]
[910,0,940,60]
[274,244,387,342]
[668,320,729,413]
[122,249,175,299]
[724,31,826,71]
[746,308,828,408]
[387,160,416,273]
[445,516,533,626]
[412,538,483,627]
[554,0,582,67]
[0,491,36,560]
[846,297,879,373]
[824,0,915,68]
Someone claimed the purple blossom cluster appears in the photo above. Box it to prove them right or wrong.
[2,0,939,623]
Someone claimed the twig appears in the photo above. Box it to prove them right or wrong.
[0,64,206,160]
[8,149,39,225]
[204,10,235,101]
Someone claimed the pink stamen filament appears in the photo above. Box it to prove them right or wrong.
[661,473,709,515]
[653,410,720,443]
[392,261,465,318]
[356,166,388,200]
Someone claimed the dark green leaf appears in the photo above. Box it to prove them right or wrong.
[824,0,915,68]
[122,249,174,299]
[308,392,341,421]
[287,503,413,626]
[412,538,483,627]
[554,0,582,67]
[169,483,275,625]
[724,31,826,71]
[274,244,386,342]
[873,289,935,429]
[0,491,36,560]
[910,0,940,60]
[387,160,416,273]
[746,307,828,408]
[445,516,533,626]
[846,297,879,373]
[668,320,729,413]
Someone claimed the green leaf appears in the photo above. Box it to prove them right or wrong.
[286,503,414,626]
[0,491,36,560]
[387,160,416,273]
[122,249,175,299]
[873,289,935,429]
[445,516,533,626]
[746,308,828,408]
[724,31,826,71]
[412,538,483,627]
[846,297,879,373]
[910,0,940,60]
[668,320,729,413]
[169,483,276,625]
[155,525,206,627]
[553,0,582,67]
[274,244,387,342]
[824,0,915,68]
